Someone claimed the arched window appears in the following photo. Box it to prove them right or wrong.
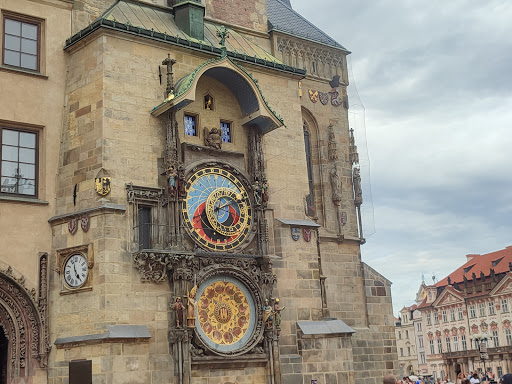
[303,119,315,217]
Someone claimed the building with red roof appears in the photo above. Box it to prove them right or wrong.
[412,246,512,381]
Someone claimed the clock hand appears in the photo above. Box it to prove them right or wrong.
[73,263,80,279]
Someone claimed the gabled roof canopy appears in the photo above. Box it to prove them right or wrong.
[151,57,284,134]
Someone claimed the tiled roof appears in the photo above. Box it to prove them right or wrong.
[266,0,348,51]
[437,246,512,287]
[64,0,306,75]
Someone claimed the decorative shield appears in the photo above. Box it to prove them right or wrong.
[308,90,319,103]
[95,177,111,196]
[291,227,300,241]
[68,219,78,235]
[81,215,90,233]
[303,228,312,242]
[341,212,347,226]
[330,90,343,107]
[318,92,329,105]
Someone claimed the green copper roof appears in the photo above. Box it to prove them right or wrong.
[65,0,302,73]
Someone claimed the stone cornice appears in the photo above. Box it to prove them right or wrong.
[48,203,126,225]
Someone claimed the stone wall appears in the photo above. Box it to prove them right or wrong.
[205,0,268,33]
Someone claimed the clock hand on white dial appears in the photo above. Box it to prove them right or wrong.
[73,263,80,279]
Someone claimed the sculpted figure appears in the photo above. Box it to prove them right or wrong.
[167,166,178,197]
[187,285,197,328]
[172,297,185,328]
[263,299,273,329]
[330,166,342,203]
[352,167,362,206]
[204,127,222,150]
[273,298,286,328]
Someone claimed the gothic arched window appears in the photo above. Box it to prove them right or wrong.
[303,119,315,217]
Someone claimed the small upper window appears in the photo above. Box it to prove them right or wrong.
[3,15,40,71]
[184,115,197,136]
[1,127,37,197]
[220,121,231,143]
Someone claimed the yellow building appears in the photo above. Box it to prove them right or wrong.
[0,0,397,383]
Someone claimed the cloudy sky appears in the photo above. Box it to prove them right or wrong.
[291,0,512,314]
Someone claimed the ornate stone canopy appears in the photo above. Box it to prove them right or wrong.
[151,57,285,134]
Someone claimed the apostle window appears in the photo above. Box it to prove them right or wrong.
[3,14,41,71]
[220,121,231,143]
[1,127,37,197]
[184,114,197,136]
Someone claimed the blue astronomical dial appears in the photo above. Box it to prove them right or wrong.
[182,167,252,251]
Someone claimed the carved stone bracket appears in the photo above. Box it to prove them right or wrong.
[0,256,49,378]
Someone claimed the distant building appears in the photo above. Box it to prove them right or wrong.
[414,246,512,380]
[396,305,419,377]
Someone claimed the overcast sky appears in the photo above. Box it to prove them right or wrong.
[291,0,512,314]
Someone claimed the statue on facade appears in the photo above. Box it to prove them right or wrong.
[178,166,186,198]
[263,299,273,329]
[261,179,269,204]
[166,165,178,198]
[204,127,222,149]
[253,180,262,206]
[330,166,342,204]
[187,285,197,328]
[172,297,185,328]
[352,167,362,206]
[273,298,285,328]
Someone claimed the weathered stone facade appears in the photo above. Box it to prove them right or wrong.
[0,0,397,383]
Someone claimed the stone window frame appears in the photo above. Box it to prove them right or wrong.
[0,122,41,199]
[1,10,44,74]
[220,119,233,144]
[502,298,509,313]
[184,112,199,137]
[488,300,495,315]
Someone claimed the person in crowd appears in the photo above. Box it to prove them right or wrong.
[470,373,481,384]
[384,374,397,384]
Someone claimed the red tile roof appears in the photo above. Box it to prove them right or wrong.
[436,246,512,287]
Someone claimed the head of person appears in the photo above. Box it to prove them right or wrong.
[500,374,512,384]
[384,374,397,384]
[473,373,479,379]
[462,379,470,384]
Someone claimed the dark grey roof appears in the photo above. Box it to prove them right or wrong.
[267,0,348,51]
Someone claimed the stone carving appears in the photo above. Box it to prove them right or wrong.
[126,183,164,204]
[327,125,338,160]
[276,36,344,80]
[172,297,185,328]
[349,128,359,165]
[166,166,178,198]
[204,127,222,149]
[187,285,197,328]
[352,167,362,206]
[330,166,342,204]
[0,264,49,374]
[263,299,273,329]
[273,298,285,328]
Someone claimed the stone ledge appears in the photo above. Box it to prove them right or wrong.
[54,325,151,348]
[48,203,126,225]
[191,353,268,369]
[297,319,356,338]
[0,195,49,205]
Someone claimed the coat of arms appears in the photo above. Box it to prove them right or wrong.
[330,90,343,107]
[68,219,78,235]
[81,215,90,233]
[308,90,319,103]
[291,227,300,241]
[303,228,312,242]
[318,92,329,105]
[95,177,111,196]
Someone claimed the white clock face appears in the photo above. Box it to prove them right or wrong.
[64,254,88,288]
